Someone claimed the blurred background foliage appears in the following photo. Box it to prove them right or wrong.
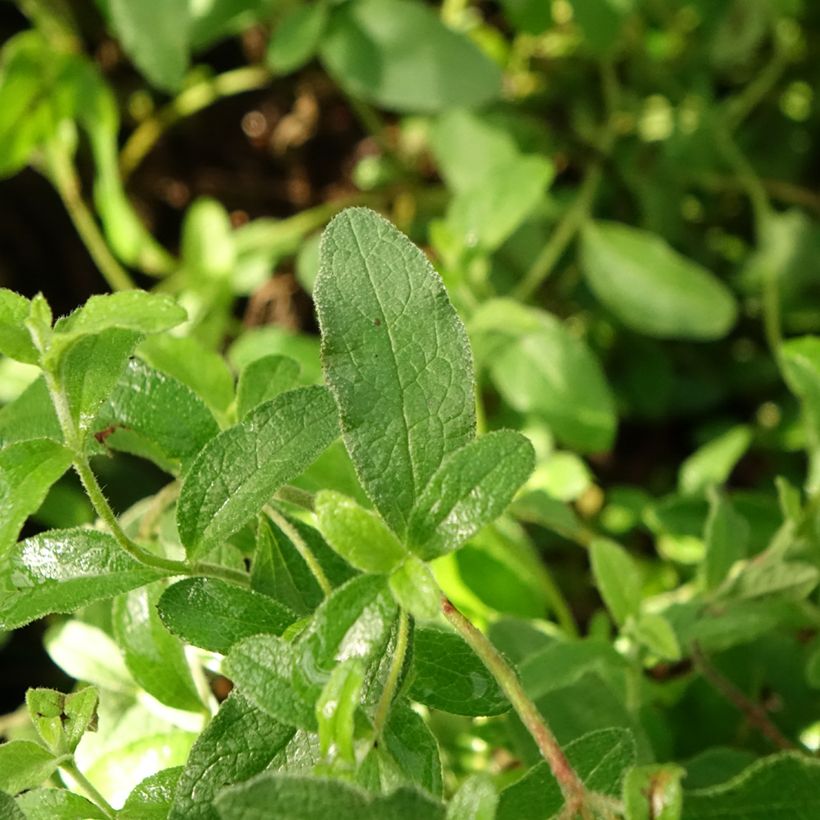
[2,0,820,795]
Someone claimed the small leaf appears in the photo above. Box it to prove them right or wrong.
[409,627,508,716]
[292,575,398,704]
[682,753,820,819]
[590,539,641,626]
[177,386,339,559]
[95,358,220,473]
[319,0,502,113]
[15,789,106,820]
[236,355,300,419]
[384,701,443,797]
[181,197,235,281]
[0,289,37,363]
[472,300,617,452]
[623,764,684,820]
[580,221,737,340]
[120,767,182,820]
[158,576,298,654]
[26,686,98,753]
[447,774,497,820]
[388,555,441,621]
[407,430,534,559]
[48,292,186,364]
[498,728,636,820]
[169,692,294,820]
[104,0,190,91]
[0,377,61,446]
[315,490,407,574]
[702,491,749,591]
[224,634,316,729]
[631,613,681,661]
[139,334,235,415]
[0,528,166,630]
[727,560,819,601]
[679,426,752,496]
[267,1,329,74]
[316,207,475,535]
[0,438,72,554]
[316,659,364,763]
[0,741,58,795]
[113,581,203,712]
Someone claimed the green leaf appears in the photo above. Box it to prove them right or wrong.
[177,386,339,559]
[48,292,187,364]
[139,334,235,416]
[631,613,682,661]
[702,491,749,591]
[236,355,300,419]
[580,221,737,340]
[406,430,534,559]
[224,634,316,729]
[26,686,98,753]
[678,426,752,496]
[0,438,72,554]
[120,767,182,820]
[319,0,502,113]
[0,377,61,446]
[384,701,443,797]
[169,692,294,820]
[316,208,476,534]
[624,764,684,820]
[214,775,445,820]
[113,581,203,712]
[497,728,637,820]
[105,0,190,91]
[293,574,398,704]
[95,358,220,473]
[15,789,106,820]
[181,197,235,281]
[726,560,819,601]
[388,555,441,621]
[590,539,641,626]
[682,753,820,819]
[158,576,298,654]
[45,620,134,692]
[0,793,23,820]
[267,1,329,74]
[570,0,632,53]
[252,514,356,614]
[445,155,553,253]
[447,773,497,820]
[0,528,166,630]
[472,300,617,452]
[315,490,407,574]
[316,659,364,762]
[408,627,508,716]
[0,741,58,795]
[0,289,37,363]
[58,328,144,433]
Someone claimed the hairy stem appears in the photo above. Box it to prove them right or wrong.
[692,642,799,752]
[441,597,590,813]
[43,141,136,292]
[265,504,332,596]
[372,608,410,739]
[60,760,115,818]
[120,66,272,178]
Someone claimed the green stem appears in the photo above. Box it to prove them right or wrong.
[441,597,590,814]
[60,760,115,818]
[372,608,410,739]
[42,371,249,587]
[120,66,272,179]
[43,141,136,292]
[265,504,333,596]
[514,164,602,301]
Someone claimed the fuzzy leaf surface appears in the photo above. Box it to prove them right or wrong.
[316,207,475,534]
